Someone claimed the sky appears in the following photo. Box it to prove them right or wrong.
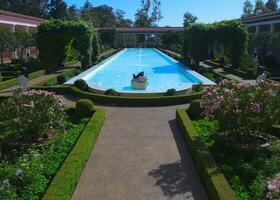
[64,0,246,26]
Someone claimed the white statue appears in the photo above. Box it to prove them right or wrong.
[19,67,28,92]
[256,72,267,84]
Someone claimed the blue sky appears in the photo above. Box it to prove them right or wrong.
[65,0,245,26]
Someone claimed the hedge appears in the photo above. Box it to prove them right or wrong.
[0,69,46,91]
[42,109,105,200]
[268,125,280,138]
[30,86,203,106]
[176,109,236,200]
[204,60,221,68]
[97,49,120,62]
[31,69,76,87]
[158,48,183,62]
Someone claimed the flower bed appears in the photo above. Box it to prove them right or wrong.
[191,80,280,200]
[0,90,105,200]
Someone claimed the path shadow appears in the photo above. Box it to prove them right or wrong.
[148,119,208,199]
[148,160,194,199]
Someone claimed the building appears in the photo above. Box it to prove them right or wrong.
[0,10,43,63]
[242,11,280,33]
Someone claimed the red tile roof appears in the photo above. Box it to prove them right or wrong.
[0,9,43,26]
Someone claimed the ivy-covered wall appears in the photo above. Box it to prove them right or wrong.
[37,20,99,71]
[183,20,248,67]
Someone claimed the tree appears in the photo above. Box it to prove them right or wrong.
[254,0,267,15]
[0,30,15,65]
[134,0,163,27]
[115,9,133,28]
[91,5,116,28]
[150,0,163,26]
[0,0,49,18]
[265,0,279,12]
[14,31,35,61]
[243,0,254,16]
[67,5,79,20]
[183,12,198,27]
[48,0,68,19]
[80,0,94,21]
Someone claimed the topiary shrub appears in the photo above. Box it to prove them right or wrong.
[57,75,67,85]
[104,89,119,96]
[75,99,95,119]
[187,99,203,120]
[165,88,176,96]
[74,79,88,91]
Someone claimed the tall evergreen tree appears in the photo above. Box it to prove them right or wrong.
[254,0,267,15]
[243,0,254,16]
[48,0,68,19]
[265,0,279,12]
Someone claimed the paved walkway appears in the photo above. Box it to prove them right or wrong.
[72,106,208,200]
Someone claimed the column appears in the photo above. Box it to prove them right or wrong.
[10,24,17,59]
[256,25,260,33]
[144,34,147,48]
[123,33,126,47]
[155,34,158,47]
[270,24,275,33]
[26,26,31,55]
[134,34,136,48]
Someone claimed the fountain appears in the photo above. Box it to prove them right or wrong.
[131,71,149,90]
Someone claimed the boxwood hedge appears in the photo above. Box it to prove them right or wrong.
[30,86,203,106]
[176,109,236,200]
[42,109,105,200]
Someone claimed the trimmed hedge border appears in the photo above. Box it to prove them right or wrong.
[176,109,236,200]
[30,86,203,106]
[0,69,46,91]
[42,109,105,200]
[158,48,183,62]
[31,69,76,87]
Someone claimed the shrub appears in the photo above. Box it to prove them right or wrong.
[165,88,176,96]
[104,89,119,96]
[37,20,98,71]
[176,109,236,200]
[187,99,203,120]
[201,80,280,140]
[192,82,203,92]
[74,79,88,91]
[57,75,67,85]
[42,109,105,200]
[0,90,64,140]
[75,99,95,119]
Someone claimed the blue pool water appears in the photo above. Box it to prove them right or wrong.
[67,48,215,93]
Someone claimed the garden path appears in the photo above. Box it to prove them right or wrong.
[72,105,208,200]
[200,62,257,85]
[0,68,72,96]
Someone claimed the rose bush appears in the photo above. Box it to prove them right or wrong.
[0,90,64,141]
[201,80,280,140]
[267,173,280,200]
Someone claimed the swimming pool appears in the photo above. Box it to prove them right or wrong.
[66,48,215,94]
